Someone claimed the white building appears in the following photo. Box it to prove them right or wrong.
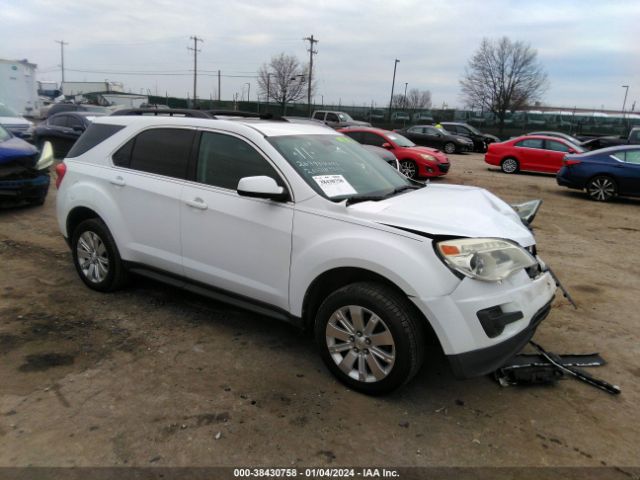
[0,59,39,117]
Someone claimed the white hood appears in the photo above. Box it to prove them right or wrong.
[0,116,32,127]
[350,184,535,246]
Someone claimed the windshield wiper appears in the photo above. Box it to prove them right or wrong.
[346,183,424,206]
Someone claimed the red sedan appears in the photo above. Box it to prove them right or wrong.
[338,126,449,179]
[485,135,585,174]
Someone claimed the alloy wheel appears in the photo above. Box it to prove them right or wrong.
[444,142,456,154]
[502,158,518,173]
[76,231,109,283]
[588,177,616,201]
[325,305,396,383]
[400,161,417,178]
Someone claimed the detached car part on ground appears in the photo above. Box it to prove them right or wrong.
[0,125,53,206]
[56,112,557,394]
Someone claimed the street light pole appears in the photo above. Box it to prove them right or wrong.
[245,82,250,102]
[403,82,408,110]
[388,59,400,121]
[622,85,629,114]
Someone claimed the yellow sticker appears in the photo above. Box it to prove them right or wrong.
[335,136,354,143]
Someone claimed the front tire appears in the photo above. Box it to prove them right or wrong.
[587,176,617,202]
[443,142,456,154]
[71,218,129,292]
[501,157,519,174]
[314,282,425,395]
[399,160,418,179]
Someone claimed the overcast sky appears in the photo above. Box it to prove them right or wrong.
[2,0,639,111]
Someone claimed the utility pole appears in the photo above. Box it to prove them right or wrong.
[245,82,251,102]
[388,59,400,121]
[55,40,68,84]
[303,34,318,115]
[621,85,629,114]
[188,36,203,107]
[403,82,408,110]
[217,70,221,102]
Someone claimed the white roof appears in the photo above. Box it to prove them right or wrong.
[93,115,334,137]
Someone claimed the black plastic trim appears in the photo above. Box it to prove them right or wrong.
[476,306,524,338]
[123,262,302,328]
[448,299,553,379]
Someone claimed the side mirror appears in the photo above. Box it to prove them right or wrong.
[381,142,393,149]
[237,176,288,201]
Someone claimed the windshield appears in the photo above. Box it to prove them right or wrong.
[82,106,109,113]
[0,104,20,117]
[387,132,415,147]
[568,141,586,153]
[465,124,482,135]
[0,125,11,141]
[268,134,414,202]
[338,113,354,122]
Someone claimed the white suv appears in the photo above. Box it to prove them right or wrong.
[55,112,556,394]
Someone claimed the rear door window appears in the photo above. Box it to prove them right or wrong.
[516,139,544,149]
[127,128,195,179]
[360,132,386,147]
[313,112,325,121]
[49,115,68,127]
[546,140,570,152]
[326,113,339,123]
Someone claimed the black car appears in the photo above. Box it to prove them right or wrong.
[395,125,474,154]
[528,131,585,146]
[45,103,110,119]
[440,122,500,152]
[33,112,106,158]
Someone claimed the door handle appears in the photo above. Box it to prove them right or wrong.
[185,197,208,210]
[110,176,126,187]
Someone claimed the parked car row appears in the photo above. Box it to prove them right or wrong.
[485,133,640,202]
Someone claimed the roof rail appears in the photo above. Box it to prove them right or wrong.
[110,108,213,118]
[205,110,278,120]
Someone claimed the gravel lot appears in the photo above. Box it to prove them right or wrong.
[0,152,638,470]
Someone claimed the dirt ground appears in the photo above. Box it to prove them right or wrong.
[0,152,639,470]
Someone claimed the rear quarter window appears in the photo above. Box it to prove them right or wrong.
[67,123,125,158]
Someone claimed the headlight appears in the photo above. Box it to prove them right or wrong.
[419,153,437,162]
[436,238,537,282]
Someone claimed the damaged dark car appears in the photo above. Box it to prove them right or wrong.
[0,125,53,206]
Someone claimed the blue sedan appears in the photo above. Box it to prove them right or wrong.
[0,125,53,206]
[557,145,640,201]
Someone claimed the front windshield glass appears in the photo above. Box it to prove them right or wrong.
[0,125,11,141]
[0,104,20,117]
[465,124,482,135]
[386,133,415,147]
[268,134,414,201]
[338,113,354,122]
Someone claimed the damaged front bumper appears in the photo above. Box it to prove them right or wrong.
[0,142,53,202]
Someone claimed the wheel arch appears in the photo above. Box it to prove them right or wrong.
[66,206,103,240]
[301,267,437,341]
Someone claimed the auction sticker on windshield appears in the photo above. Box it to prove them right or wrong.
[313,174,357,197]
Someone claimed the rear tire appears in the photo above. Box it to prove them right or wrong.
[501,157,519,174]
[71,218,129,292]
[586,175,617,202]
[314,282,425,395]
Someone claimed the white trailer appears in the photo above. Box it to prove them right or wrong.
[0,59,40,117]
[61,81,124,96]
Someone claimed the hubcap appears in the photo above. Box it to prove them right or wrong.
[76,231,109,283]
[502,158,517,173]
[589,178,615,201]
[400,161,416,178]
[444,143,455,154]
[325,305,396,383]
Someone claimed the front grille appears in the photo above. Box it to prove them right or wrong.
[438,163,450,173]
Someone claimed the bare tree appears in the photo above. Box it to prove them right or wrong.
[406,89,432,110]
[257,53,311,114]
[460,37,548,134]
[391,89,432,111]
